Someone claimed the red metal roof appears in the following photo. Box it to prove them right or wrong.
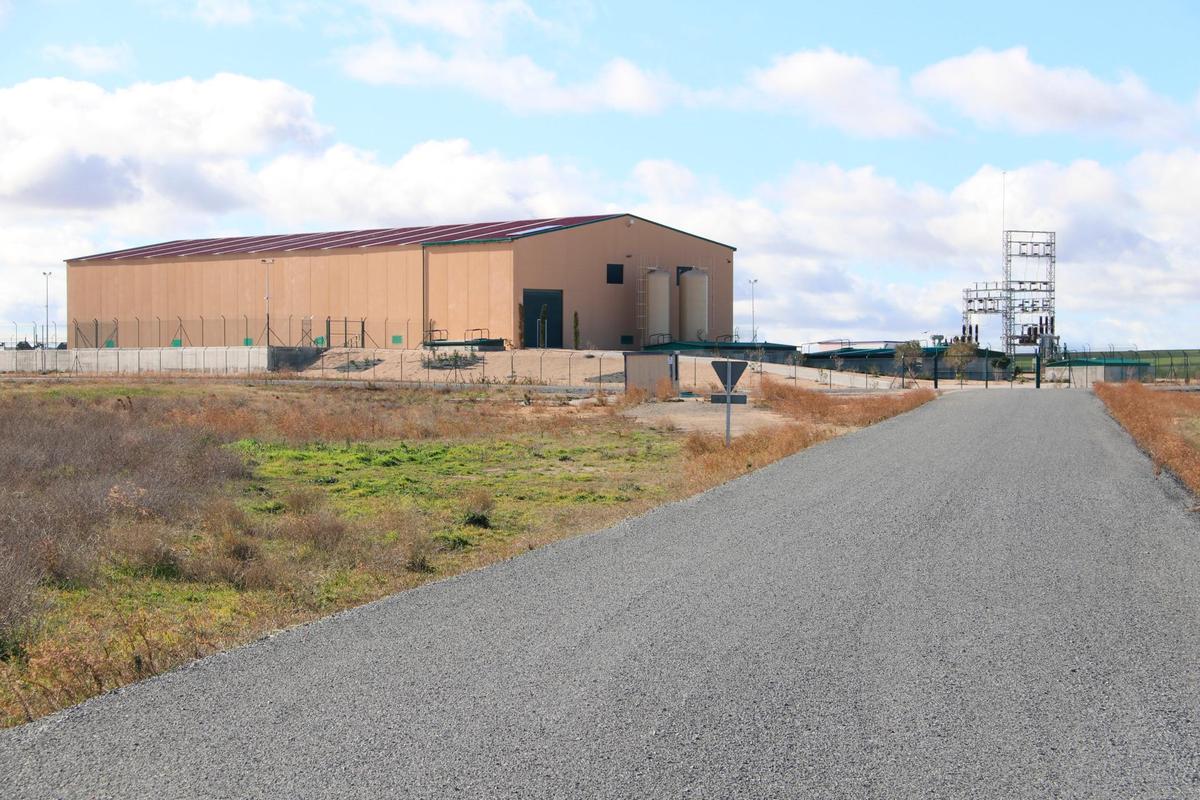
[69,214,622,262]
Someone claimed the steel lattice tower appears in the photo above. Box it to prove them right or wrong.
[962,230,1056,358]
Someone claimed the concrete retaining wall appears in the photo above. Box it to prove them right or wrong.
[0,347,271,374]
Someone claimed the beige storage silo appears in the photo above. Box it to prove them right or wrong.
[646,268,671,344]
[678,268,710,341]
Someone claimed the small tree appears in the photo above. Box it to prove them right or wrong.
[893,340,923,387]
[516,303,525,348]
[573,311,580,350]
[537,304,548,348]
[945,340,976,384]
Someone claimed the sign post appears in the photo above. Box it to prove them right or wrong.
[711,359,748,446]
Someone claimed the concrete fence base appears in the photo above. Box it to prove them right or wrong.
[0,347,321,375]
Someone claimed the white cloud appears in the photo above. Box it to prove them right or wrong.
[252,139,595,227]
[743,49,937,138]
[357,0,540,41]
[628,155,1200,348]
[3,72,1199,349]
[194,0,254,25]
[340,39,670,113]
[42,43,134,74]
[0,74,326,212]
[913,46,1192,140]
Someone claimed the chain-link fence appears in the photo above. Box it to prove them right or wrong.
[803,346,1197,387]
[2,322,67,351]
[67,317,432,349]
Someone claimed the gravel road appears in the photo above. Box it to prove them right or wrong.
[5,390,1200,798]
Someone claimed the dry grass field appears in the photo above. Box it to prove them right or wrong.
[1095,382,1200,494]
[0,378,934,726]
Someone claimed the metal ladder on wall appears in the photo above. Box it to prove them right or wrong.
[635,263,647,348]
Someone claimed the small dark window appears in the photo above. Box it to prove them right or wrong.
[606,263,624,284]
[620,334,634,345]
[676,265,693,285]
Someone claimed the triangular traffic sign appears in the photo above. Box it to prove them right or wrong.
[712,359,748,391]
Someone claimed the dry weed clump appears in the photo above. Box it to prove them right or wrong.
[682,425,830,487]
[682,382,934,487]
[462,488,496,528]
[161,387,539,444]
[619,386,649,407]
[1095,382,1200,493]
[0,607,225,725]
[373,509,435,573]
[281,510,351,553]
[760,379,935,426]
[284,487,324,515]
[108,522,182,579]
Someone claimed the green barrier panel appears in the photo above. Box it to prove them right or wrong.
[391,335,403,344]
[314,336,326,346]
[104,340,115,348]
[243,337,253,346]
[171,338,182,348]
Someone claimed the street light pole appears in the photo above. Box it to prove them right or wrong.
[42,271,51,347]
[749,278,758,344]
[260,259,274,347]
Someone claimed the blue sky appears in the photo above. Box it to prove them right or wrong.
[2,0,1198,348]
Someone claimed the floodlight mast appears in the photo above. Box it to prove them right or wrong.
[261,258,275,347]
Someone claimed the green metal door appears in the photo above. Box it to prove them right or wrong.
[522,289,563,348]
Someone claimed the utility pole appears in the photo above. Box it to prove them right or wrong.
[749,278,758,344]
[42,271,51,347]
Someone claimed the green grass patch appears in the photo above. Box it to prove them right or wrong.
[232,429,679,538]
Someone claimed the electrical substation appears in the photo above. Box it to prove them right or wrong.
[961,230,1059,361]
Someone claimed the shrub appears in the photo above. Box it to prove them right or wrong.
[222,530,261,563]
[201,499,259,539]
[374,509,435,573]
[620,386,648,407]
[284,487,324,515]
[282,510,349,552]
[461,488,495,528]
[0,547,40,654]
[108,522,181,579]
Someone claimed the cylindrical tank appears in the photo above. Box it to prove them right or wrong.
[646,269,671,344]
[678,269,710,341]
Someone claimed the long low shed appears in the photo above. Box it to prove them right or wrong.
[66,214,735,352]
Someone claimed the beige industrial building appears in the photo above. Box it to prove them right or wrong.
[66,214,735,351]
